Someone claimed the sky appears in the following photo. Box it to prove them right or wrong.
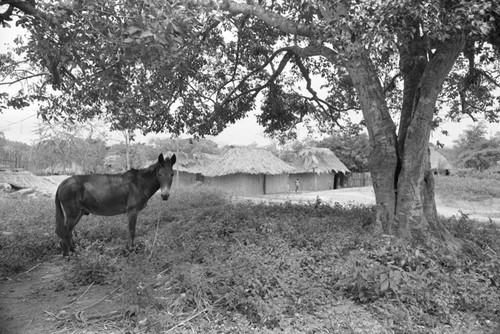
[1,26,500,148]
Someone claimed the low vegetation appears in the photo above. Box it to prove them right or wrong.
[0,183,499,333]
[435,173,500,200]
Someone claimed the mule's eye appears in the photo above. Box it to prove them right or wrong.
[171,173,174,177]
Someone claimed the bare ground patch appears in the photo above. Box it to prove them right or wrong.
[0,258,124,334]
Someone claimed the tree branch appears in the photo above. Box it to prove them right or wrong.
[185,0,318,37]
[293,54,340,118]
[218,43,339,108]
[0,72,47,85]
[477,69,500,88]
[218,47,293,106]
[1,0,59,26]
[383,72,402,94]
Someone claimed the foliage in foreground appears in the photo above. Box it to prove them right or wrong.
[0,186,499,333]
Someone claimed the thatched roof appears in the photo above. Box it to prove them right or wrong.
[148,152,217,173]
[203,147,295,177]
[430,148,453,170]
[286,147,350,174]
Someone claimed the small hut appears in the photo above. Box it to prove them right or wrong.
[169,151,218,188]
[430,147,453,175]
[203,147,295,196]
[146,152,217,188]
[286,147,350,191]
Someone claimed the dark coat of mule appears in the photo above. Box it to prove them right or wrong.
[55,153,176,256]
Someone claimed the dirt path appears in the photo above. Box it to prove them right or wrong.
[240,186,500,224]
[0,258,124,334]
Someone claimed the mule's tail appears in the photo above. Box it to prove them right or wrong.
[55,189,66,239]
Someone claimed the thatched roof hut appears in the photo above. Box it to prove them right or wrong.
[286,147,350,174]
[282,147,350,191]
[203,147,295,177]
[143,152,217,172]
[163,151,218,174]
[430,148,453,173]
[203,147,295,195]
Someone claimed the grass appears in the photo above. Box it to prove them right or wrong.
[435,174,500,201]
[0,183,499,333]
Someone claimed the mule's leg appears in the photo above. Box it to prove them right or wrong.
[65,211,84,254]
[126,209,139,250]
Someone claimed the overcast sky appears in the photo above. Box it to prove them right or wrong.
[1,26,499,148]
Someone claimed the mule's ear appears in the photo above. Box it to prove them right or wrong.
[171,154,176,166]
[158,153,165,164]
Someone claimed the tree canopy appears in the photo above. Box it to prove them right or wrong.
[1,1,499,136]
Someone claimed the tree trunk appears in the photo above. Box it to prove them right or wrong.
[124,129,131,170]
[395,39,465,242]
[344,50,398,234]
[345,39,464,243]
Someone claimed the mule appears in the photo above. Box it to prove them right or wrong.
[55,153,176,256]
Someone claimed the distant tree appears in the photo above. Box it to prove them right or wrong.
[452,123,500,170]
[107,142,151,169]
[0,131,8,152]
[460,148,500,171]
[316,126,369,172]
[454,123,489,152]
[149,137,221,155]
[32,123,107,173]
[0,131,32,169]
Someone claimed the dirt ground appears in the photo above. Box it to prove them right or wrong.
[0,258,125,334]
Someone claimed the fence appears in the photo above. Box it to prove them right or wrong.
[346,172,372,188]
[0,151,30,170]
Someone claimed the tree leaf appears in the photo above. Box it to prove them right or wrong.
[139,30,154,39]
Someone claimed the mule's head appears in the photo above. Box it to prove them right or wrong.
[157,153,176,200]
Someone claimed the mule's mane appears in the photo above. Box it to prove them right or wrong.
[122,162,158,177]
[140,162,162,175]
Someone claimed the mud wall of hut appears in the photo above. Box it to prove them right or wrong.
[205,173,290,195]
[264,174,290,194]
[289,172,335,191]
[205,173,265,196]
[171,171,201,189]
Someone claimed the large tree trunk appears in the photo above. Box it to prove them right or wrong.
[344,50,398,234]
[395,39,465,242]
[345,39,464,243]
